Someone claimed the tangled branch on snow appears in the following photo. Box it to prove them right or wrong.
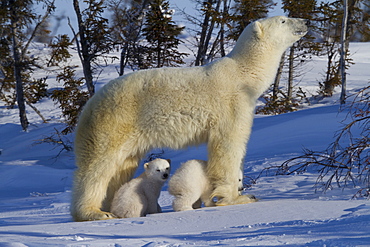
[259,83,370,198]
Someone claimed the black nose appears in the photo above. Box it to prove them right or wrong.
[163,173,168,179]
[306,19,310,26]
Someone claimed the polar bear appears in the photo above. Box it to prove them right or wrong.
[110,158,171,218]
[168,160,245,211]
[71,16,308,221]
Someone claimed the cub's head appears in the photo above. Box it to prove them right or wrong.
[144,158,171,181]
[251,16,308,49]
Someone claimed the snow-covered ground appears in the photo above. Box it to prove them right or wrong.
[0,21,369,247]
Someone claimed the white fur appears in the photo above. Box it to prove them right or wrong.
[110,158,170,218]
[71,16,307,221]
[168,160,244,211]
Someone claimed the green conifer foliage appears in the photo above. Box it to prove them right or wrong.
[142,0,188,68]
[228,0,275,41]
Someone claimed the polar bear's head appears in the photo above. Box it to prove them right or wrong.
[253,16,308,48]
[144,158,171,181]
[228,16,308,61]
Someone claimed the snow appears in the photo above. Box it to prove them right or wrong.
[1,8,370,247]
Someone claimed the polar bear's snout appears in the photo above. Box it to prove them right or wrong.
[162,173,169,180]
[293,18,309,36]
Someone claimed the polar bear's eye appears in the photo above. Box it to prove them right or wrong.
[156,169,160,172]
[281,20,286,24]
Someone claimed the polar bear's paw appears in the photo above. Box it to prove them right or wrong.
[215,194,258,206]
[74,209,117,222]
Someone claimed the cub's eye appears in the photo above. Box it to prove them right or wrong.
[166,167,169,170]
[281,20,286,24]
[156,169,160,172]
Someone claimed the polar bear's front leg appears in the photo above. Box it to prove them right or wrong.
[206,129,257,206]
[71,167,117,221]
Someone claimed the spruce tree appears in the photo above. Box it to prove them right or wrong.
[0,0,55,130]
[48,34,90,134]
[142,0,188,68]
[108,0,151,74]
[47,34,73,67]
[316,0,367,97]
[282,0,317,101]
[228,0,275,41]
[72,0,114,96]
[190,0,232,66]
[51,66,89,134]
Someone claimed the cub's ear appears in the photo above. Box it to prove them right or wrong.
[252,21,263,38]
[166,159,171,165]
[144,162,149,169]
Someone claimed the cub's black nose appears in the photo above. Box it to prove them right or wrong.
[306,19,311,26]
[163,173,168,179]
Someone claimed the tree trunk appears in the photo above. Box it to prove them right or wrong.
[219,0,228,57]
[119,45,127,76]
[10,5,28,131]
[73,0,94,97]
[339,0,348,105]
[273,52,285,100]
[119,1,149,75]
[287,46,295,102]
[26,100,47,123]
[195,0,214,66]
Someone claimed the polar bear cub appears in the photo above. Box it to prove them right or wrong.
[110,158,171,218]
[168,160,244,211]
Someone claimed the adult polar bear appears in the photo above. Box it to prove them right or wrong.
[71,16,308,221]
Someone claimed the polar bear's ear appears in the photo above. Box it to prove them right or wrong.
[252,21,263,38]
[166,159,171,165]
[144,162,149,169]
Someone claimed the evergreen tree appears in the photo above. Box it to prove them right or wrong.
[47,34,73,67]
[281,0,318,101]
[316,1,342,97]
[228,0,275,41]
[48,34,89,134]
[358,1,370,41]
[108,0,151,74]
[72,0,114,96]
[51,66,90,134]
[0,0,55,130]
[142,0,188,68]
[315,0,366,97]
[191,0,231,66]
[256,0,317,115]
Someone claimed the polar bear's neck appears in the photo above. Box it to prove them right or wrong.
[226,29,289,98]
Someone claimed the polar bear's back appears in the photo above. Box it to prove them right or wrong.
[168,160,211,197]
